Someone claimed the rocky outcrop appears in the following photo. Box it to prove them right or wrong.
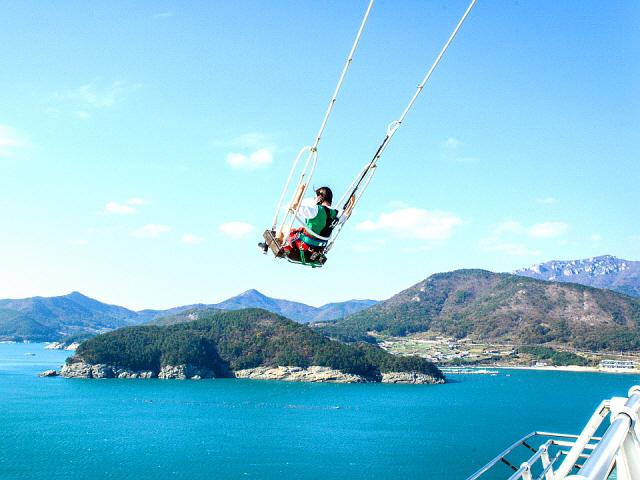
[381,372,445,384]
[91,364,114,378]
[38,369,58,377]
[157,364,214,380]
[60,360,444,384]
[61,361,93,378]
[234,366,367,383]
[61,361,212,379]
[45,341,80,351]
[115,370,154,379]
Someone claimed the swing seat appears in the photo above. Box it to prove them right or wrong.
[285,249,327,268]
[262,229,328,267]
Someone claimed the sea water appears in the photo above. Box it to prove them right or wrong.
[1,343,638,480]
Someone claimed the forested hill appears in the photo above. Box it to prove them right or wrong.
[73,309,443,381]
[320,270,640,351]
[0,292,137,341]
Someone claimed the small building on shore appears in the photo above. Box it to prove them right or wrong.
[599,359,637,370]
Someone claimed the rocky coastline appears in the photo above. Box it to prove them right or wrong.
[380,371,445,384]
[234,366,366,383]
[45,341,80,351]
[59,360,444,384]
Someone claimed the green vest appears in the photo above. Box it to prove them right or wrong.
[305,206,338,237]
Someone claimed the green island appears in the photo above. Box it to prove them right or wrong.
[62,308,444,384]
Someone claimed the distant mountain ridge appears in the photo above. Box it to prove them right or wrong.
[213,290,377,323]
[0,289,377,341]
[0,292,137,341]
[514,255,640,297]
[322,269,640,352]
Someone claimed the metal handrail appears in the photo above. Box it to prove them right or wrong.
[467,386,640,480]
[466,432,583,480]
[566,386,640,480]
[553,401,610,478]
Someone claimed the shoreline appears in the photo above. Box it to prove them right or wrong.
[488,365,640,375]
[59,361,445,384]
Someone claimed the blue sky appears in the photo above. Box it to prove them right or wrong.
[1,1,639,309]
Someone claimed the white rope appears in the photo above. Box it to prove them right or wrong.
[326,0,478,252]
[270,146,311,229]
[391,0,477,143]
[270,0,375,231]
[311,0,375,153]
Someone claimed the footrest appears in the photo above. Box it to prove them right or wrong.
[263,229,285,257]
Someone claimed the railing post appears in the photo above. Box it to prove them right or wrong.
[520,463,533,480]
[566,387,640,480]
[541,446,556,480]
[615,430,640,480]
[614,387,640,480]
[554,401,609,479]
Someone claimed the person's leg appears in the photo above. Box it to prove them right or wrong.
[283,228,303,253]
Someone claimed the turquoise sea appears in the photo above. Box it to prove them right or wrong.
[1,343,638,480]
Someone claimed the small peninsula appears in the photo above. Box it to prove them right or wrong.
[62,308,444,384]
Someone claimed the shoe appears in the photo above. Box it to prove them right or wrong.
[258,242,268,254]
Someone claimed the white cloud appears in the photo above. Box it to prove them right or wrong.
[232,132,271,149]
[0,125,24,158]
[440,137,478,163]
[213,132,272,149]
[55,81,139,115]
[479,238,540,257]
[215,132,276,171]
[77,82,123,108]
[219,221,254,239]
[491,219,568,239]
[101,198,149,215]
[74,111,91,120]
[182,234,204,245]
[132,224,170,238]
[537,196,557,205]
[528,222,568,239]
[355,207,462,242]
[69,239,89,246]
[126,197,149,206]
[153,11,174,18]
[479,218,568,257]
[104,202,136,215]
[351,239,388,254]
[226,148,273,170]
[495,220,525,235]
[444,137,461,149]
[591,234,602,242]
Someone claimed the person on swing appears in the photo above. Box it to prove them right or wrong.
[283,186,339,256]
[258,186,354,260]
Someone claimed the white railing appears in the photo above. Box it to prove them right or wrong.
[566,386,640,480]
[466,386,640,480]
